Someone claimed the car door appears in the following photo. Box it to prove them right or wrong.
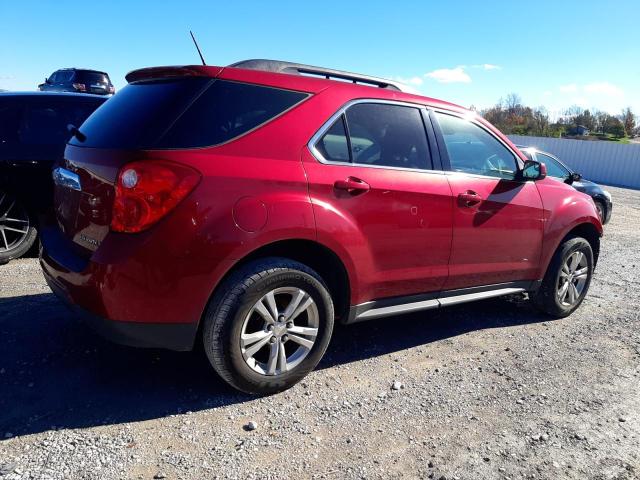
[431,110,544,290]
[303,101,453,303]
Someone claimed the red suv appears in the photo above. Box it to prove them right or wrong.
[40,60,602,394]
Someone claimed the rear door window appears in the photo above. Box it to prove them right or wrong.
[344,103,431,170]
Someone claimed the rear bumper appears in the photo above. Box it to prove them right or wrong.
[38,224,216,351]
[42,256,198,351]
[45,270,197,350]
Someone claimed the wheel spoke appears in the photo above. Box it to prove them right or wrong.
[287,325,318,337]
[243,332,273,358]
[571,252,584,273]
[287,333,314,349]
[558,281,570,303]
[240,329,271,348]
[574,266,589,279]
[266,340,279,375]
[4,217,29,224]
[288,296,314,323]
[0,229,8,250]
[282,289,306,319]
[277,339,288,373]
[3,226,28,234]
[569,283,580,303]
[254,301,276,324]
[264,290,279,321]
[2,200,15,217]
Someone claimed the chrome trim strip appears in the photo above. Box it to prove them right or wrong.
[353,287,525,321]
[357,299,440,320]
[52,167,81,192]
[307,98,444,174]
[437,287,525,306]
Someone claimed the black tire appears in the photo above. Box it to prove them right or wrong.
[0,192,38,265]
[594,200,606,224]
[202,257,334,394]
[531,236,594,318]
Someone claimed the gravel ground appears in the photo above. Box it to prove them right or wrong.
[1,186,639,480]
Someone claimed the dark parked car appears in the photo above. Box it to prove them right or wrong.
[518,146,612,224]
[41,60,602,394]
[0,92,106,263]
[38,69,115,96]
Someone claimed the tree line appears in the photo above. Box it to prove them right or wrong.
[479,94,637,139]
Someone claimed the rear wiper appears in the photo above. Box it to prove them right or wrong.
[67,124,86,142]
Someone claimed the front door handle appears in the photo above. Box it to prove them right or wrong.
[458,190,482,207]
[334,176,370,195]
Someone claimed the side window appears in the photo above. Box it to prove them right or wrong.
[48,72,58,83]
[316,115,350,162]
[537,153,569,180]
[344,103,431,170]
[435,112,518,179]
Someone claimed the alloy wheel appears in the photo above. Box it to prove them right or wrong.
[240,287,319,376]
[0,191,30,253]
[557,250,589,306]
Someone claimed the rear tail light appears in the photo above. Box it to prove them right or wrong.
[72,83,86,92]
[111,160,201,233]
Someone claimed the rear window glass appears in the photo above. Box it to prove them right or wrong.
[77,71,110,84]
[72,78,308,149]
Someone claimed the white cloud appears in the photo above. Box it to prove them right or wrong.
[559,84,578,93]
[481,64,501,70]
[394,76,424,86]
[583,82,624,97]
[425,67,471,84]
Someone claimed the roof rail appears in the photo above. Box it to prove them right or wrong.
[228,59,406,92]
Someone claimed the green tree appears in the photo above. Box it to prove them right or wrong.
[622,107,636,137]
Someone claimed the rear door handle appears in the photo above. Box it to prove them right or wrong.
[334,176,370,195]
[458,190,482,207]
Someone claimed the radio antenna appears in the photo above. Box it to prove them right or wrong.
[190,30,206,66]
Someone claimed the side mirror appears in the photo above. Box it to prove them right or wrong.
[571,172,582,183]
[520,160,547,181]
[45,77,50,84]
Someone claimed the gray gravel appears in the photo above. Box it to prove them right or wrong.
[1,185,639,479]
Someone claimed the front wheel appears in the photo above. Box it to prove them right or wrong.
[531,236,594,317]
[0,190,38,264]
[202,257,334,394]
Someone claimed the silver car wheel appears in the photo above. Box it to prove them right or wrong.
[557,250,589,307]
[0,191,30,253]
[240,287,319,376]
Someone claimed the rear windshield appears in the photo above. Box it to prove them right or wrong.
[77,71,110,85]
[72,78,308,149]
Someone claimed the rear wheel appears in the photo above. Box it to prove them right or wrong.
[202,257,334,394]
[531,236,594,317]
[0,190,37,264]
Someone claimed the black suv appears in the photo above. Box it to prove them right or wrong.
[38,69,115,96]
[0,92,107,263]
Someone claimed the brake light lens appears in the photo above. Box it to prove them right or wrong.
[111,160,201,233]
[72,83,86,92]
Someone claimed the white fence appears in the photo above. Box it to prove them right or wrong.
[508,135,640,189]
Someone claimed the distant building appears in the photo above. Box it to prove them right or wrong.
[569,125,590,136]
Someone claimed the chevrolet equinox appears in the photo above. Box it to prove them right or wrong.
[40,60,602,394]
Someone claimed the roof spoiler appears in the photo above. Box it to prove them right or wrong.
[229,59,406,92]
[125,66,221,83]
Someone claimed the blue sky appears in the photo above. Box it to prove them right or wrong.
[1,0,638,117]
